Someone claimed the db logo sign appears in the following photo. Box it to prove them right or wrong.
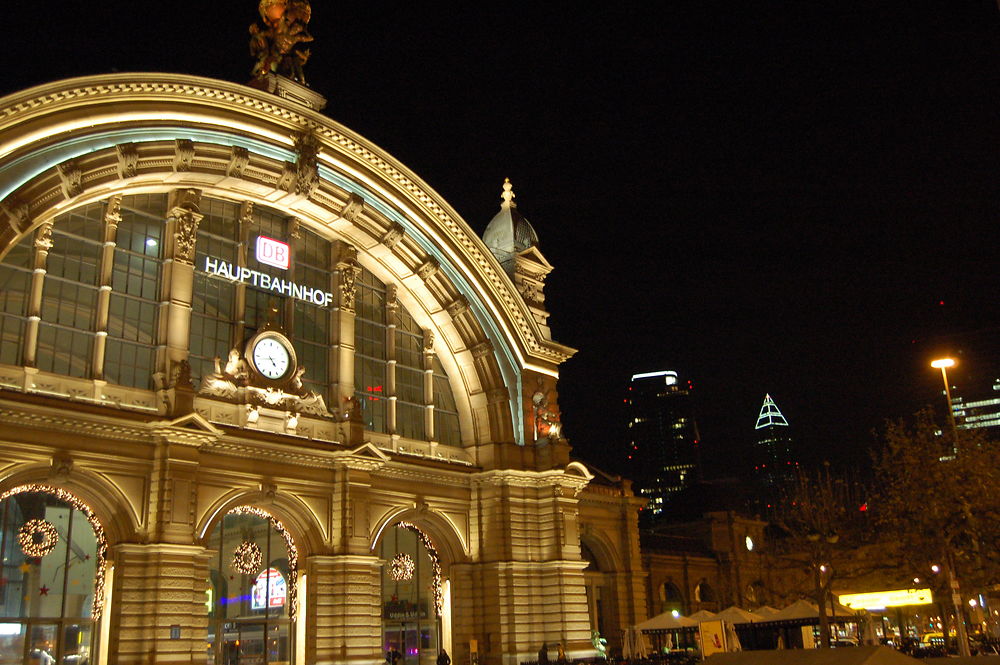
[256,236,290,270]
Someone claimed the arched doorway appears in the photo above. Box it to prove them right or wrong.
[658,581,684,615]
[581,541,610,636]
[379,524,445,665]
[0,485,107,665]
[205,506,298,665]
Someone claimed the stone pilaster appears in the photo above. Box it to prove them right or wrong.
[457,471,593,665]
[108,543,212,665]
[305,554,383,665]
[161,189,202,382]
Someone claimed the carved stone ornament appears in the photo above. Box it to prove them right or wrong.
[199,346,331,417]
[171,359,194,389]
[239,201,254,230]
[417,259,439,281]
[116,143,139,179]
[446,296,469,319]
[56,160,83,199]
[277,161,297,192]
[2,200,30,233]
[385,284,399,314]
[288,216,301,239]
[293,131,321,198]
[422,329,435,352]
[340,193,365,223]
[471,341,493,359]
[338,261,361,312]
[228,146,250,177]
[381,222,404,249]
[172,208,203,264]
[104,194,123,228]
[174,139,195,172]
[34,223,54,250]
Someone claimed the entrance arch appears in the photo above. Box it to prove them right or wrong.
[0,484,108,665]
[203,505,300,665]
[377,523,449,665]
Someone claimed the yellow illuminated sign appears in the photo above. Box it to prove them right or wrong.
[838,588,933,610]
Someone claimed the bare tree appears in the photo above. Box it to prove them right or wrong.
[770,464,872,648]
[872,408,1000,654]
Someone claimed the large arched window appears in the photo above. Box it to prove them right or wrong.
[0,487,105,665]
[0,193,463,445]
[205,507,297,665]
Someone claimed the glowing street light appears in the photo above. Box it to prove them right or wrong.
[931,358,958,433]
[930,358,971,658]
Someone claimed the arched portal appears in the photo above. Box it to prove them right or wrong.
[204,506,299,665]
[378,523,446,665]
[0,484,108,665]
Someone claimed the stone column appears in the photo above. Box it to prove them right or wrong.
[108,543,212,665]
[423,330,436,441]
[22,221,54,367]
[385,285,398,435]
[332,242,360,419]
[304,554,383,665]
[92,194,121,379]
[161,189,202,381]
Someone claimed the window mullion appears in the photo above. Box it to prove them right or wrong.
[386,287,398,436]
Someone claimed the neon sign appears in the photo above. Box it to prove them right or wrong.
[203,257,334,307]
[251,568,287,610]
[256,236,290,270]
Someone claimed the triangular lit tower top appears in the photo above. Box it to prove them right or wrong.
[755,394,789,429]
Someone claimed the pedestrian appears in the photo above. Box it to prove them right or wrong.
[538,643,549,665]
[437,650,451,665]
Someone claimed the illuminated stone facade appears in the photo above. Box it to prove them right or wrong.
[0,74,647,665]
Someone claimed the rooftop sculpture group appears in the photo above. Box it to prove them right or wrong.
[250,0,313,85]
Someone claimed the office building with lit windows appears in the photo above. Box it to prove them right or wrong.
[0,70,649,664]
[625,371,702,514]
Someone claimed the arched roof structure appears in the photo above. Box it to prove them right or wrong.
[0,73,576,446]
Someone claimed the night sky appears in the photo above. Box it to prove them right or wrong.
[4,3,999,476]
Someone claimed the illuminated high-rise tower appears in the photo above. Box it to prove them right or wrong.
[752,394,797,512]
[625,370,702,514]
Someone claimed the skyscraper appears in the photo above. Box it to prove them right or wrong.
[751,394,797,513]
[625,370,702,514]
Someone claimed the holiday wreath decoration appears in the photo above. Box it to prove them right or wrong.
[389,553,415,581]
[233,540,263,575]
[18,519,59,558]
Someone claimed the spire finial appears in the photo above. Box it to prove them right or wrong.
[501,178,516,208]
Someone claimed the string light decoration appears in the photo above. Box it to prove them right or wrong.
[18,519,59,558]
[233,540,263,575]
[396,522,443,615]
[389,553,415,581]
[0,485,108,620]
[228,506,299,620]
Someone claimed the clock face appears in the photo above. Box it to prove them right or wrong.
[252,336,291,380]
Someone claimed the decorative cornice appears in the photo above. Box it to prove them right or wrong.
[0,405,151,443]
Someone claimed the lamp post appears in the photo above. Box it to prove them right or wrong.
[931,358,958,433]
[930,357,971,658]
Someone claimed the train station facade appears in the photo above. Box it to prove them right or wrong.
[0,73,648,665]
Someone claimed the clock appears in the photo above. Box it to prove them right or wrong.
[247,331,295,381]
[745,535,755,552]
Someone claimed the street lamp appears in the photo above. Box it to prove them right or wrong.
[930,358,971,657]
[931,358,958,433]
